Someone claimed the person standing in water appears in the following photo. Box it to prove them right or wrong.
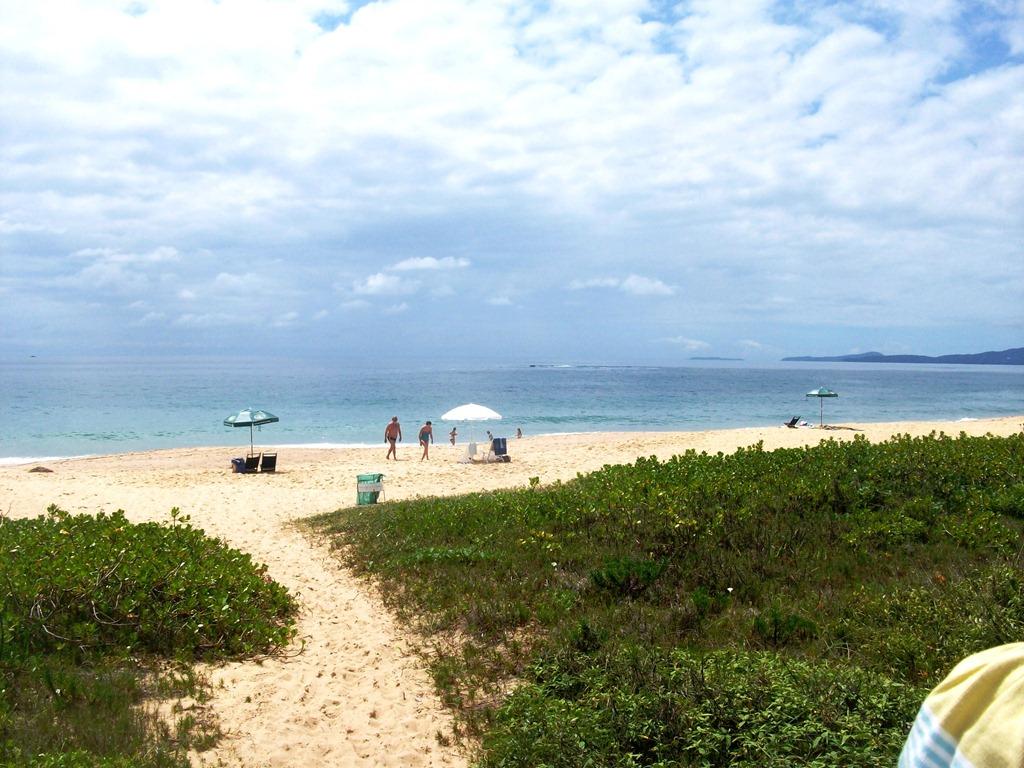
[419,420,434,460]
[384,416,402,460]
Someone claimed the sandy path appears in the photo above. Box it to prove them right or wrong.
[1,416,1019,766]
[2,448,470,767]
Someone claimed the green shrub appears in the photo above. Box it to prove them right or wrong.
[0,660,199,767]
[590,557,666,598]
[0,507,298,767]
[989,484,1024,518]
[2,749,153,767]
[752,602,819,648]
[481,648,918,768]
[308,431,1024,760]
[0,506,296,663]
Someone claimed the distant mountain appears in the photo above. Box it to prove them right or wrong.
[782,347,1024,365]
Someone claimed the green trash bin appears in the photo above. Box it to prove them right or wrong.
[356,473,384,505]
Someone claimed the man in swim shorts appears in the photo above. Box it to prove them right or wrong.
[384,416,402,460]
[419,420,433,460]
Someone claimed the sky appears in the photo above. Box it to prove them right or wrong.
[1,0,1022,365]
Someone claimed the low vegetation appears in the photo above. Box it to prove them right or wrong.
[1,506,297,767]
[309,431,1024,766]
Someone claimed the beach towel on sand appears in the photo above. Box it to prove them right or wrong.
[899,643,1024,768]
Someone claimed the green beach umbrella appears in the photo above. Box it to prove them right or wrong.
[223,407,279,455]
[805,388,838,427]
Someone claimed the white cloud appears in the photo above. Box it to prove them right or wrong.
[620,274,674,296]
[488,295,513,306]
[173,312,243,328]
[384,302,409,314]
[390,256,470,271]
[72,261,148,293]
[340,299,370,310]
[1,0,1020,361]
[55,246,185,296]
[72,246,178,264]
[130,310,165,326]
[569,277,618,290]
[0,218,52,234]
[271,311,299,327]
[664,337,710,351]
[352,272,420,295]
[72,248,117,259]
[569,274,674,296]
[110,246,179,264]
[213,272,254,291]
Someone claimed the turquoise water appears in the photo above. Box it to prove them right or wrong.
[1,358,1021,461]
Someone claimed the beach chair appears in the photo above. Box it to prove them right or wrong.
[260,453,277,472]
[783,416,800,428]
[244,454,261,472]
[491,437,511,462]
[459,441,478,464]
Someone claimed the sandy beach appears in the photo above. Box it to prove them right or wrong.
[2,416,1020,767]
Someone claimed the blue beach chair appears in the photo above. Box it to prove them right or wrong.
[491,437,510,462]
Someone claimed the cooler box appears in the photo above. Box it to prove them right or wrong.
[356,473,384,505]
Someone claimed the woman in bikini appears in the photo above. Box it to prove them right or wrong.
[419,420,433,460]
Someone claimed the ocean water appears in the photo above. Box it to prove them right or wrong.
[1,358,1021,461]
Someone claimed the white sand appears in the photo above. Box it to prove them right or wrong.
[1,416,1020,766]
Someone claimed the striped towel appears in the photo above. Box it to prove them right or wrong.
[900,643,1024,767]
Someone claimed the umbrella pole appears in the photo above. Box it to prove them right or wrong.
[250,424,255,456]
[820,398,823,427]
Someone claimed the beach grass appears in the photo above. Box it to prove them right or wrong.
[308,431,1024,766]
[1,506,298,766]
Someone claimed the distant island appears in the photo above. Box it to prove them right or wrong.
[782,347,1024,365]
[690,356,744,361]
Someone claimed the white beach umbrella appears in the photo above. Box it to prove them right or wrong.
[441,403,502,421]
[442,403,502,450]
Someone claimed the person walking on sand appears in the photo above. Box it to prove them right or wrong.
[385,416,402,460]
[419,420,434,460]
[449,427,457,445]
